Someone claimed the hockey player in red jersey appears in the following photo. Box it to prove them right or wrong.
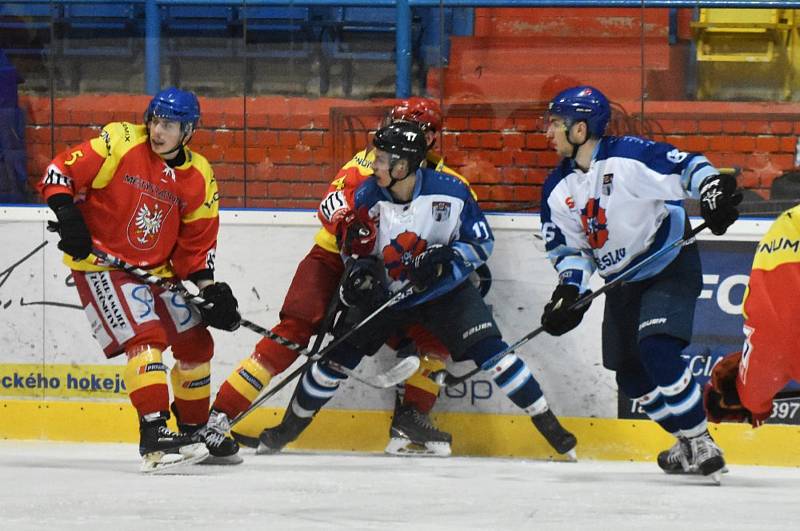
[704,204,800,427]
[212,98,470,456]
[38,88,242,472]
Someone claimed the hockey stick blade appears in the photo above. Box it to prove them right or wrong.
[326,356,420,389]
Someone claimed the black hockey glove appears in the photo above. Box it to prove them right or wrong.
[408,244,456,291]
[198,282,241,331]
[339,256,387,311]
[699,173,743,236]
[47,193,92,260]
[541,284,591,336]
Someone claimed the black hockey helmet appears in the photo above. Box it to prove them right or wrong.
[373,121,428,175]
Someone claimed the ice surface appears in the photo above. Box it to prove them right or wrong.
[1,441,798,530]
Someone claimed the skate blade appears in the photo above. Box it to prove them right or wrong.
[140,443,209,474]
[709,471,722,485]
[564,448,578,461]
[199,453,244,466]
[384,437,451,457]
[255,442,282,455]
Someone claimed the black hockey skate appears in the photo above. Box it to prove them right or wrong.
[658,433,727,483]
[256,408,314,455]
[385,404,452,457]
[531,409,577,459]
[172,404,242,465]
[657,437,692,474]
[138,412,209,473]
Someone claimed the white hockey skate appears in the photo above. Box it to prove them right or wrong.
[385,405,452,457]
[138,412,210,474]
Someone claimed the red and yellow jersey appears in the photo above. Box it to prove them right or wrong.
[313,148,475,253]
[37,122,219,280]
[737,204,800,414]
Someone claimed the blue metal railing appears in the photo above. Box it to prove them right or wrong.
[8,0,800,96]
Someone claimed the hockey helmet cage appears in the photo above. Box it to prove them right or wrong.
[373,121,428,172]
[548,86,610,138]
[145,87,201,134]
[390,97,443,132]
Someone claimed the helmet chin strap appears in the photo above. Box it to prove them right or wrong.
[565,121,589,160]
[386,157,412,191]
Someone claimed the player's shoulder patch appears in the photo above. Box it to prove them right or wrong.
[93,122,147,158]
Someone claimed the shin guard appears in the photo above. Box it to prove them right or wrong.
[124,345,169,418]
[170,361,211,426]
[212,356,273,420]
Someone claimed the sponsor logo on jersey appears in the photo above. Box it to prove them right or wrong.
[602,173,614,196]
[580,197,609,249]
[383,230,427,281]
[320,190,346,221]
[127,193,173,250]
[43,164,73,188]
[431,201,451,221]
[758,237,800,254]
[123,174,182,206]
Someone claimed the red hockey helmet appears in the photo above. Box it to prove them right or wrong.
[390,97,443,132]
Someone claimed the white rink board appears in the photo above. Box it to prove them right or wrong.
[0,206,771,418]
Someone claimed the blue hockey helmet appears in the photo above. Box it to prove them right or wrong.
[547,86,610,138]
[144,87,200,134]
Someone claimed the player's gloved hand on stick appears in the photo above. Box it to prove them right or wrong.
[408,244,456,291]
[47,193,92,260]
[703,351,770,427]
[337,209,377,257]
[541,284,591,336]
[699,173,743,236]
[339,256,387,311]
[199,282,241,331]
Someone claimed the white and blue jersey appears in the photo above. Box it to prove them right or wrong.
[540,135,718,291]
[352,167,493,307]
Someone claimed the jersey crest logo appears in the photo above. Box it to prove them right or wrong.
[383,230,428,281]
[431,201,451,221]
[127,193,172,250]
[580,197,609,249]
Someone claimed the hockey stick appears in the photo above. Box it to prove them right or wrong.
[229,283,417,428]
[429,221,710,387]
[88,246,417,390]
[326,356,421,389]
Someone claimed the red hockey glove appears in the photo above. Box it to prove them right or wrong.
[704,351,770,427]
[336,208,377,257]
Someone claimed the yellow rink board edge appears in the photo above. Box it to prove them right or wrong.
[1,399,798,467]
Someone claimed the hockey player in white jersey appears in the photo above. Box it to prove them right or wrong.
[255,121,577,458]
[539,86,742,481]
